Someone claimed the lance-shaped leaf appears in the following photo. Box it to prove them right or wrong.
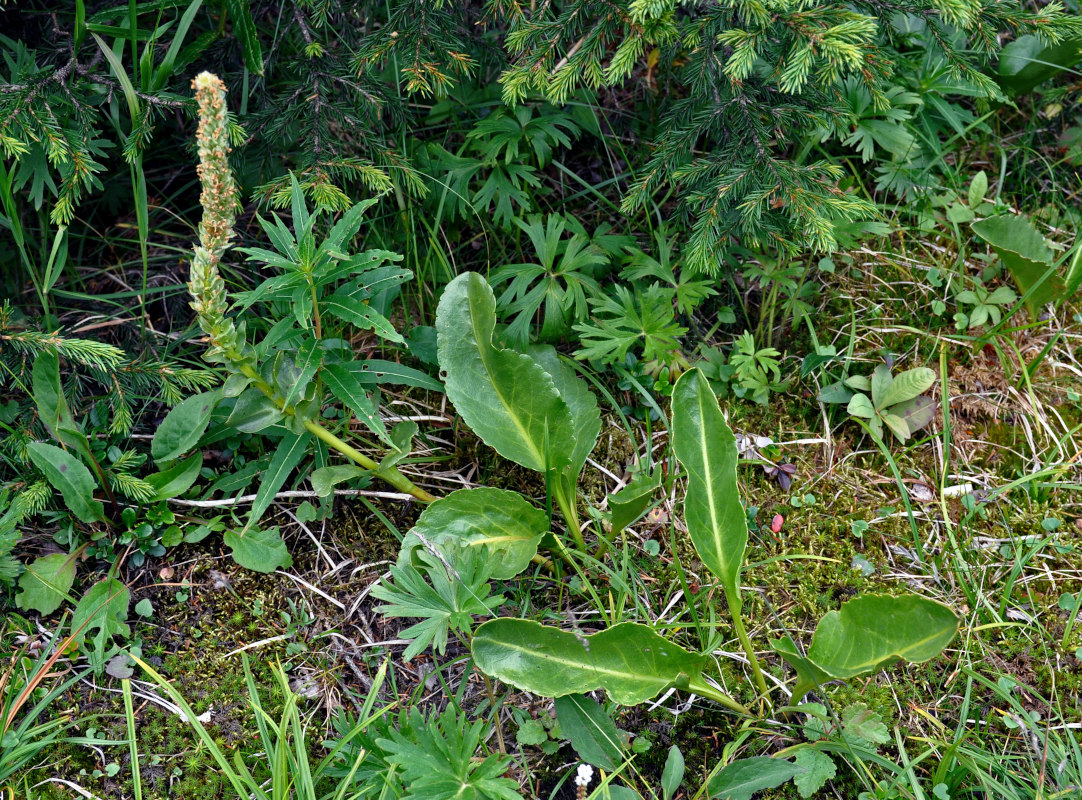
[153,388,223,463]
[471,618,707,705]
[399,488,547,580]
[671,369,747,603]
[554,694,626,771]
[26,442,105,524]
[436,272,575,474]
[709,757,804,800]
[806,594,959,679]
[608,468,662,534]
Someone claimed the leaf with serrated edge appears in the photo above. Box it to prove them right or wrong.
[806,594,958,679]
[793,749,836,798]
[436,272,575,474]
[472,618,706,705]
[671,369,747,604]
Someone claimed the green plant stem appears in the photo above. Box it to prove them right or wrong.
[726,587,769,700]
[551,480,587,551]
[237,363,436,503]
[685,677,752,716]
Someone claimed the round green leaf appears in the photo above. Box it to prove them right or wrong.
[806,594,958,679]
[400,487,547,580]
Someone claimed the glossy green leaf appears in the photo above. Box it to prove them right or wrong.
[399,487,547,580]
[71,578,130,673]
[224,526,292,573]
[324,363,388,442]
[608,468,662,534]
[153,388,223,462]
[709,757,803,800]
[806,594,959,679]
[880,367,935,409]
[525,345,600,481]
[26,442,104,524]
[15,552,78,614]
[670,369,747,602]
[555,694,625,771]
[436,272,575,474]
[972,215,1062,319]
[145,452,202,500]
[472,618,707,705]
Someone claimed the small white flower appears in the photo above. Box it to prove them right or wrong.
[575,763,594,788]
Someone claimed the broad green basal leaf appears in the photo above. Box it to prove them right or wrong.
[436,272,575,474]
[472,618,707,705]
[608,468,662,534]
[399,487,547,580]
[671,369,747,605]
[15,552,78,614]
[224,526,292,573]
[806,594,958,679]
[152,388,223,463]
[525,345,600,482]
[708,757,804,800]
[971,215,1061,319]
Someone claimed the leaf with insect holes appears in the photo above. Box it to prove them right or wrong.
[15,552,78,614]
[472,618,707,705]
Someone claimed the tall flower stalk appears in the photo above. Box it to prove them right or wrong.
[187,72,435,503]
